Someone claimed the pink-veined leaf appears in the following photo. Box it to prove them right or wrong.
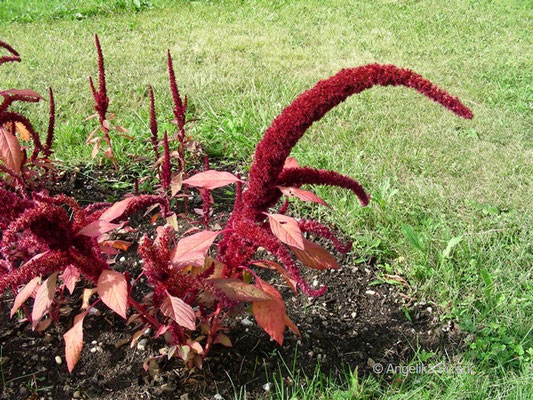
[99,197,135,222]
[209,278,272,302]
[182,170,241,190]
[171,230,220,267]
[283,157,299,169]
[288,239,339,270]
[97,270,128,319]
[32,272,58,329]
[0,126,23,174]
[0,88,43,99]
[10,276,40,318]
[63,311,87,372]
[62,265,80,295]
[161,294,196,330]
[77,220,122,237]
[278,186,330,208]
[266,213,305,250]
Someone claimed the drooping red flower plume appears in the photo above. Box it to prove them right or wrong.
[0,40,21,65]
[219,63,473,297]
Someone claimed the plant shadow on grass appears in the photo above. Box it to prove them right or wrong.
[0,167,464,400]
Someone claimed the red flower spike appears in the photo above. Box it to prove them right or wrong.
[0,40,21,65]
[161,131,171,191]
[242,64,473,218]
[167,50,186,131]
[277,167,370,206]
[44,87,55,156]
[148,86,160,160]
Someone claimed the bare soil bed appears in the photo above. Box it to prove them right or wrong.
[0,167,464,400]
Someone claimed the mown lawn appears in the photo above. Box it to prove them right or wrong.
[1,0,532,398]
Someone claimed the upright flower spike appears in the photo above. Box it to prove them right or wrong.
[93,34,109,119]
[148,86,160,160]
[44,87,55,157]
[161,131,171,192]
[167,50,186,132]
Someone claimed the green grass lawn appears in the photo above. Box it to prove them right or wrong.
[1,0,532,398]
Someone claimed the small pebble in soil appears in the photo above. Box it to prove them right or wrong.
[119,256,126,262]
[365,290,376,296]
[180,394,190,400]
[90,347,97,353]
[262,383,273,392]
[91,340,97,345]
[240,317,253,327]
[214,395,224,400]
[73,391,81,398]
[137,338,148,351]
[312,279,319,287]
[55,356,62,365]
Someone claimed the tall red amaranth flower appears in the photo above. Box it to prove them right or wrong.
[219,64,473,296]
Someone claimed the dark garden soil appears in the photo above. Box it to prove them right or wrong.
[0,166,465,400]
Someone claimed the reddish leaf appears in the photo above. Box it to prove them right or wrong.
[0,126,23,174]
[99,198,135,222]
[10,276,40,318]
[14,122,31,141]
[266,213,305,250]
[91,141,101,159]
[62,265,80,295]
[130,329,145,348]
[100,240,132,252]
[182,170,241,190]
[37,318,52,332]
[81,288,97,309]
[283,157,299,169]
[97,270,128,319]
[161,295,196,331]
[32,272,58,329]
[252,260,297,294]
[288,239,339,270]
[170,173,183,198]
[0,88,43,99]
[114,125,128,133]
[77,220,121,237]
[252,300,286,345]
[63,311,87,372]
[284,315,301,337]
[278,186,330,208]
[209,278,272,302]
[171,230,220,267]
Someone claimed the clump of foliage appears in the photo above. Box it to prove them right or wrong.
[0,37,473,372]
